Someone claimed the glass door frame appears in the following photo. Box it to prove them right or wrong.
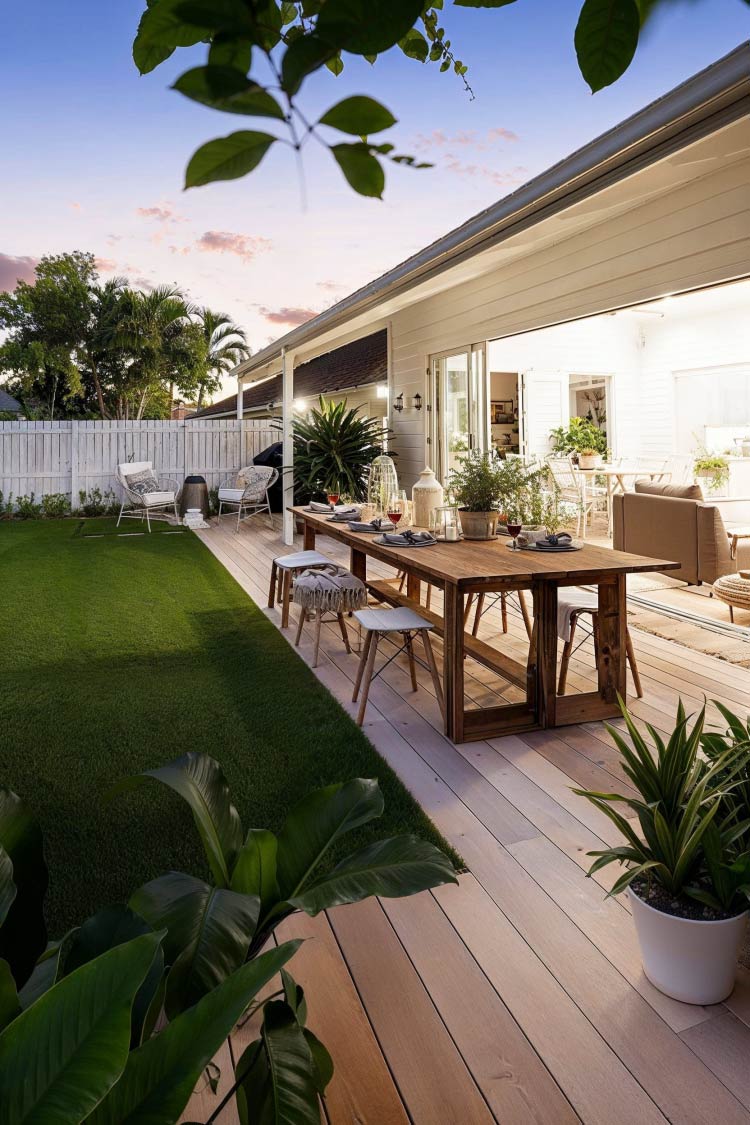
[429,342,488,483]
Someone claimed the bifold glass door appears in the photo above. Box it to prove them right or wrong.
[431,345,486,481]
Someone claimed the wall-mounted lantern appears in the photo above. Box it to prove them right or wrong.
[413,392,423,411]
[393,392,404,413]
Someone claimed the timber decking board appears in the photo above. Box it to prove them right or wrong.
[191,518,750,1125]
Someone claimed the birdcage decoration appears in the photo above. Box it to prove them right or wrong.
[367,455,400,517]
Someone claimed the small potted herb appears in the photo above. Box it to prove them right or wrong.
[577,446,602,470]
[447,451,503,539]
[575,699,750,1005]
[693,452,730,494]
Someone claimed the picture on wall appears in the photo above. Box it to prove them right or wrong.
[491,401,514,424]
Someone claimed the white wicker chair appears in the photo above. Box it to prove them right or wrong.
[546,456,599,537]
[115,461,181,532]
[217,465,278,532]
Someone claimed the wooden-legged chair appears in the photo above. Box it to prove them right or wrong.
[351,607,443,726]
[463,589,532,640]
[557,590,643,697]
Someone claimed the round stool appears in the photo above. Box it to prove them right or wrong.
[293,566,367,668]
[713,572,750,623]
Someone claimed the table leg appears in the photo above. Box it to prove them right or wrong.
[349,546,367,584]
[596,574,626,703]
[442,584,464,742]
[406,572,422,604]
[303,520,315,550]
[534,581,557,728]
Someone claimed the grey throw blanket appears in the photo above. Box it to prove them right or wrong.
[380,530,437,548]
[292,564,367,612]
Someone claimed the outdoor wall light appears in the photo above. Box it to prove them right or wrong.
[376,383,389,399]
[393,392,404,413]
[413,392,423,411]
[293,398,306,411]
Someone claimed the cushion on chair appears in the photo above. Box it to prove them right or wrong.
[635,480,704,501]
[125,468,159,495]
[142,490,175,507]
[218,488,245,503]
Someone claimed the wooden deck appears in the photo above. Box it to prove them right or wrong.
[183,516,750,1125]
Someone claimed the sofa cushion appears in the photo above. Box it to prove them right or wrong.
[635,480,704,501]
[142,490,175,507]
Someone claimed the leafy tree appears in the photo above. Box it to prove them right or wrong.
[0,252,96,420]
[130,0,747,200]
[194,307,252,408]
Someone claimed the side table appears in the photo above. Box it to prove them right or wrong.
[179,475,210,519]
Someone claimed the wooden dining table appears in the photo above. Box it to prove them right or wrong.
[293,507,679,743]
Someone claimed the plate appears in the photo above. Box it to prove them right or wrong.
[506,540,583,552]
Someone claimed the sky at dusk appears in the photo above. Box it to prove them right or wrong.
[1,1,747,400]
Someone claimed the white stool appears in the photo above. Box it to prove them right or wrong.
[268,551,332,628]
[352,607,443,726]
[293,569,367,668]
[558,588,643,698]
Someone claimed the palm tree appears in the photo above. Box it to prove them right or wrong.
[116,286,194,419]
[194,308,251,408]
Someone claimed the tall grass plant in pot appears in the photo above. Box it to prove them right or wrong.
[575,700,750,1005]
[447,451,503,539]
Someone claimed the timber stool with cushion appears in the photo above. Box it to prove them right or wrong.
[268,550,333,629]
[293,565,367,668]
[557,588,643,698]
[351,607,443,727]
[713,572,750,623]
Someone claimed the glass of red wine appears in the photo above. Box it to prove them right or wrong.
[326,490,340,509]
[507,521,522,550]
[386,508,402,528]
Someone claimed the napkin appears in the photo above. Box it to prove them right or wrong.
[381,530,436,548]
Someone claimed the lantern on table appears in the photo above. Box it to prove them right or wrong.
[367,455,399,518]
[433,503,461,541]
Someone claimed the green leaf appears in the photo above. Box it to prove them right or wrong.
[0,845,15,929]
[231,829,280,914]
[316,0,426,55]
[238,1000,322,1125]
[208,33,253,72]
[0,932,162,1125]
[575,0,641,93]
[281,34,336,94]
[325,54,345,76]
[88,941,301,1125]
[18,932,77,1011]
[304,1029,334,1094]
[173,66,285,119]
[275,779,384,901]
[130,872,259,1017]
[0,788,48,988]
[0,960,19,1032]
[454,0,518,6]
[399,28,429,62]
[290,835,457,914]
[132,0,213,75]
[185,131,276,188]
[319,95,396,135]
[64,904,163,1047]
[110,753,243,887]
[331,143,385,199]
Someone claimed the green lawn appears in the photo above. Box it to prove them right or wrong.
[0,519,457,935]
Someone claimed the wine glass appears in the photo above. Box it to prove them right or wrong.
[386,494,402,528]
[326,487,340,509]
[507,520,522,550]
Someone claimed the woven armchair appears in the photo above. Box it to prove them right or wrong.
[115,462,181,532]
[217,465,278,532]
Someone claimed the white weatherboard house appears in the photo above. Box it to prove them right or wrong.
[231,46,750,543]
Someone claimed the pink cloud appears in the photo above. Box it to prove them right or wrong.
[414,127,519,153]
[95,257,117,272]
[442,160,527,187]
[317,279,347,293]
[136,205,181,222]
[260,306,317,327]
[0,253,38,291]
[69,201,83,212]
[195,230,272,263]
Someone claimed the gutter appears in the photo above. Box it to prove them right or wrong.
[236,43,750,381]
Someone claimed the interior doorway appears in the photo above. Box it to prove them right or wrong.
[430,345,486,481]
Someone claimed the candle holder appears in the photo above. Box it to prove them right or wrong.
[432,503,461,542]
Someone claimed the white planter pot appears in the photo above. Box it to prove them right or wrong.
[628,888,748,1005]
[578,453,601,470]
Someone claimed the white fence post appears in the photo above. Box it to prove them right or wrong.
[70,422,79,508]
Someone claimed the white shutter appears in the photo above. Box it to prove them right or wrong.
[520,370,570,458]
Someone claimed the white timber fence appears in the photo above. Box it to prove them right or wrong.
[0,419,278,507]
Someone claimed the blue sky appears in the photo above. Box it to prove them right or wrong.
[1,1,747,394]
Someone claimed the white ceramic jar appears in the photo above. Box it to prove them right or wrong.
[411,467,444,528]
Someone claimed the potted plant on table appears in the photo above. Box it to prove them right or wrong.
[447,450,503,540]
[577,446,601,470]
[550,417,608,465]
[575,700,750,1005]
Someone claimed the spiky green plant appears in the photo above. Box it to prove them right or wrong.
[574,699,750,907]
[292,396,388,502]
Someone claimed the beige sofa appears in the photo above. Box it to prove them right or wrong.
[612,481,750,585]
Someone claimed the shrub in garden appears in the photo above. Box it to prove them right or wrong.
[41,493,72,518]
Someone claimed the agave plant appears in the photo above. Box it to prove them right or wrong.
[0,783,300,1124]
[292,396,389,502]
[574,699,750,907]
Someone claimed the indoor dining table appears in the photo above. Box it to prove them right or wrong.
[294,506,679,743]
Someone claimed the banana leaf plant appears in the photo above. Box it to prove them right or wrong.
[574,698,750,913]
[0,782,303,1124]
[291,396,391,502]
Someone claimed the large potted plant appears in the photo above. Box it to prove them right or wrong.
[550,416,608,464]
[575,699,750,1005]
[447,450,503,539]
[292,396,390,503]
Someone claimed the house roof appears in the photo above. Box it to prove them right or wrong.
[194,328,387,418]
[234,43,749,382]
[0,388,22,413]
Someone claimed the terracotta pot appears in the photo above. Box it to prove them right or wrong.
[458,510,499,540]
[628,888,747,1005]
